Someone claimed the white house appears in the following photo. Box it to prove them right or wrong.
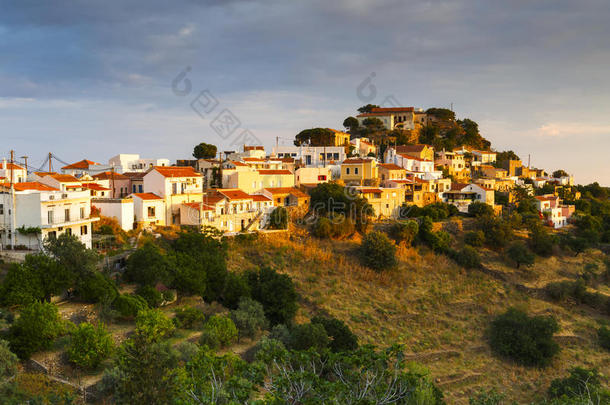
[61,159,111,177]
[108,154,170,173]
[0,159,27,183]
[534,194,575,228]
[131,193,165,228]
[443,183,495,213]
[272,145,346,167]
[0,182,98,250]
[91,198,135,231]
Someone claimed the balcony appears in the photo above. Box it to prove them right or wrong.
[42,216,99,229]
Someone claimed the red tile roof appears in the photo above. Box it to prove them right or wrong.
[217,189,252,200]
[182,202,214,211]
[378,163,405,171]
[92,171,129,180]
[264,187,309,198]
[228,161,249,167]
[80,183,111,191]
[153,166,202,178]
[242,157,265,162]
[250,194,272,202]
[61,159,100,170]
[122,171,147,179]
[357,188,383,194]
[396,144,429,153]
[132,192,162,200]
[342,158,372,164]
[49,173,81,183]
[2,182,59,192]
[244,145,264,151]
[450,183,469,191]
[257,169,292,175]
[357,107,414,117]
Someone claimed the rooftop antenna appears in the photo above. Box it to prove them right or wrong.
[20,155,28,175]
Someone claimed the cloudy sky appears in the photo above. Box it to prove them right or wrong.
[1,0,609,184]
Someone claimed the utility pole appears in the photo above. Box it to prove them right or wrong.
[275,136,279,157]
[528,154,531,169]
[48,152,53,173]
[9,150,15,250]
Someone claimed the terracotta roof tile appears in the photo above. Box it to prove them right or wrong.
[153,166,202,178]
[1,182,59,192]
[132,192,163,200]
[217,189,252,200]
[61,159,100,170]
[257,169,293,175]
[92,171,129,180]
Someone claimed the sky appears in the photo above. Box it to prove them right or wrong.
[1,0,609,185]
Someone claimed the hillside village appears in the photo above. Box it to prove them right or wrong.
[0,106,578,249]
[0,106,609,404]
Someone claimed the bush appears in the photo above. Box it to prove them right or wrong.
[476,216,513,249]
[200,315,238,349]
[136,285,163,308]
[230,297,267,341]
[468,202,494,217]
[0,339,18,380]
[175,341,199,364]
[311,316,358,352]
[312,214,355,239]
[548,367,604,399]
[464,230,485,247]
[598,326,610,351]
[173,306,206,329]
[125,242,169,286]
[388,220,418,246]
[546,279,588,304]
[488,308,559,367]
[113,294,148,319]
[248,267,298,326]
[359,231,397,271]
[506,241,535,268]
[221,272,251,310]
[162,290,175,302]
[9,301,65,359]
[135,309,175,342]
[453,245,481,269]
[67,322,114,369]
[76,272,118,303]
[268,324,292,347]
[288,322,329,351]
[528,225,557,257]
[269,206,288,229]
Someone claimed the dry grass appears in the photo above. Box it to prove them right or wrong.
[228,232,610,404]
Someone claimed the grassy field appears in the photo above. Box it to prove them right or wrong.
[227,230,610,404]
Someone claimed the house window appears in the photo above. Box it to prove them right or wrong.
[66,228,72,236]
[346,168,350,175]
[80,225,88,235]
[317,175,326,181]
[333,153,339,160]
[148,206,156,218]
[0,204,3,215]
[172,183,178,194]
[48,211,54,224]
[138,185,143,193]
[65,208,70,222]
[354,168,359,175]
[80,207,86,219]
[132,185,137,193]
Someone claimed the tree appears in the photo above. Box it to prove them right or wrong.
[552,169,569,178]
[343,116,359,131]
[476,216,513,249]
[357,104,379,113]
[294,128,336,146]
[268,206,288,229]
[496,150,521,163]
[388,220,418,246]
[200,315,238,349]
[548,367,607,400]
[125,242,170,286]
[598,326,610,351]
[528,223,557,257]
[468,202,494,217]
[310,183,373,233]
[173,306,206,329]
[311,316,358,352]
[359,231,397,271]
[464,230,485,247]
[67,322,114,369]
[361,117,385,132]
[77,272,118,303]
[247,267,298,326]
[288,322,329,351]
[113,294,148,319]
[136,285,163,308]
[9,301,65,359]
[0,339,18,381]
[221,272,251,310]
[506,241,535,268]
[192,142,217,159]
[453,245,481,269]
[425,108,455,121]
[44,233,99,284]
[185,348,261,404]
[489,308,560,367]
[230,297,267,342]
[135,309,175,343]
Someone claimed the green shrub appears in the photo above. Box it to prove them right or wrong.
[312,214,355,239]
[136,285,163,308]
[135,309,175,342]
[488,308,559,367]
[175,341,199,364]
[359,231,397,271]
[0,339,18,379]
[230,297,267,341]
[311,316,358,352]
[468,202,494,217]
[67,322,114,369]
[548,367,605,399]
[162,290,175,302]
[388,220,419,246]
[77,272,119,303]
[125,241,170,286]
[528,225,557,257]
[173,306,206,329]
[199,329,221,350]
[248,267,298,326]
[221,272,251,310]
[8,301,65,359]
[476,216,513,249]
[546,279,587,302]
[598,326,610,351]
[453,245,481,269]
[113,294,148,319]
[464,230,485,247]
[288,322,329,351]
[269,206,288,229]
[201,315,237,349]
[506,241,535,268]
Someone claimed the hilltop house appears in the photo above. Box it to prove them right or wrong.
[350,138,377,157]
[352,186,406,219]
[273,145,346,167]
[61,159,109,177]
[356,107,425,130]
[443,183,495,213]
[534,194,575,228]
[0,160,27,183]
[340,158,378,186]
[108,154,170,173]
[131,192,165,227]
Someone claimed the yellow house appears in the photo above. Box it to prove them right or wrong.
[340,158,378,186]
[328,128,351,146]
[395,144,434,161]
[378,163,407,183]
[354,187,406,219]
